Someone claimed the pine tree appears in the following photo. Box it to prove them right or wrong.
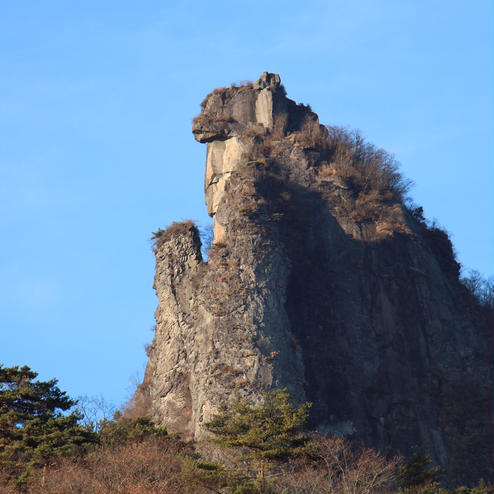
[398,449,443,494]
[0,365,95,487]
[203,388,313,493]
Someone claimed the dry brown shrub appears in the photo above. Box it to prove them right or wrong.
[325,126,410,200]
[317,162,334,179]
[123,386,152,419]
[291,117,328,150]
[230,80,254,88]
[275,437,400,494]
[200,86,228,108]
[151,220,196,251]
[25,437,218,494]
[0,477,16,494]
[241,123,268,140]
[200,82,253,109]
[314,127,412,226]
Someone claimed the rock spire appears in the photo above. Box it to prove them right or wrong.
[137,73,493,485]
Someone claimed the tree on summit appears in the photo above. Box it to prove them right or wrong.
[0,365,95,487]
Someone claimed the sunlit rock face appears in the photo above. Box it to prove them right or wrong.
[138,73,493,485]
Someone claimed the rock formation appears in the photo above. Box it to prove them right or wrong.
[138,73,493,484]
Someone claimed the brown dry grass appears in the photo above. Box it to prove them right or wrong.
[19,437,219,494]
[151,220,196,251]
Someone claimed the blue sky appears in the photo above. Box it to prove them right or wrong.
[1,1,492,409]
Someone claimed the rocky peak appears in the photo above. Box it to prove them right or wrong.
[192,72,321,143]
[254,71,281,89]
[193,74,410,244]
[139,74,493,485]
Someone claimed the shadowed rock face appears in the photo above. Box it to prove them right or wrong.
[140,73,493,484]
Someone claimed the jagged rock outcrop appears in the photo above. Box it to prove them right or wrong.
[139,73,493,484]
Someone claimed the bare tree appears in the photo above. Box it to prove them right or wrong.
[76,394,117,432]
[275,436,400,494]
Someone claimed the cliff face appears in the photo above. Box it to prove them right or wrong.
[139,73,493,484]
